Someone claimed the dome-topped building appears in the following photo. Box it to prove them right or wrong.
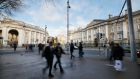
[0,18,49,47]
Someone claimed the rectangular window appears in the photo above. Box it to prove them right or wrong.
[117,34,122,39]
[117,26,121,31]
[138,24,140,29]
[117,22,123,31]
[111,26,114,32]
[112,34,114,40]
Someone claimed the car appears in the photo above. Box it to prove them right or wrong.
[122,46,131,53]
[121,46,140,58]
[137,49,140,58]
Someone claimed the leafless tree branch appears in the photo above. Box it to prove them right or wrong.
[0,0,23,15]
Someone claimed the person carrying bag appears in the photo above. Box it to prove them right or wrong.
[112,43,124,71]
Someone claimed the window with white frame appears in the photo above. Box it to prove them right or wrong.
[100,26,105,33]
[111,26,114,32]
[117,22,123,31]
[117,34,122,39]
[137,24,140,29]
[111,34,114,40]
[117,23,120,31]
[95,28,98,33]
[88,30,91,36]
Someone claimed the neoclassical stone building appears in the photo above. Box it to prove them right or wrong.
[0,18,49,47]
[69,10,140,47]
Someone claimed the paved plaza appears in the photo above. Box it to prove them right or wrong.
[0,47,140,79]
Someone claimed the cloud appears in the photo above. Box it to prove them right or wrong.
[48,26,67,37]
[132,0,140,11]
[13,0,140,37]
[25,4,63,22]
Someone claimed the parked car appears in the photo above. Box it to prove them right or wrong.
[122,46,131,53]
[122,46,140,58]
[137,49,140,58]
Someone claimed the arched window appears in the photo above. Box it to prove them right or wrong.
[8,29,18,46]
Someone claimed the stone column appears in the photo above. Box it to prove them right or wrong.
[2,27,7,47]
[86,30,88,43]
[18,29,24,47]
[91,29,93,42]
[41,33,43,43]
[105,25,109,40]
[38,32,42,43]
[34,32,37,44]
[28,31,31,44]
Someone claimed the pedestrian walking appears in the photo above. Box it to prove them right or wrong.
[78,42,84,58]
[13,42,17,51]
[54,43,65,73]
[112,43,124,71]
[29,44,33,52]
[70,40,75,59]
[109,41,115,64]
[38,43,43,54]
[42,42,54,77]
[24,44,28,53]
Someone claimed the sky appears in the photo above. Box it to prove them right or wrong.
[12,0,140,36]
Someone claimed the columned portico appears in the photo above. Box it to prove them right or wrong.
[0,18,49,47]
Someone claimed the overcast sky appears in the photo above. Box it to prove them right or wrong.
[12,0,140,36]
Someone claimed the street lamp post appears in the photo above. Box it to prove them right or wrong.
[67,0,70,44]
[67,0,70,51]
[126,0,137,61]
[45,25,47,45]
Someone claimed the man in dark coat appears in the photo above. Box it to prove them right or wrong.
[38,43,43,54]
[13,42,17,51]
[110,42,115,64]
[78,42,83,57]
[54,43,65,73]
[42,42,54,77]
[112,43,124,60]
[70,40,74,59]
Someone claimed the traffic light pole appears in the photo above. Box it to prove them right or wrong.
[126,0,137,61]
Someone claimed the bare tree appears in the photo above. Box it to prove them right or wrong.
[0,0,23,15]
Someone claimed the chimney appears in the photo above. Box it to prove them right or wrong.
[125,9,128,15]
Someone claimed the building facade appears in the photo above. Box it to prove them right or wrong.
[0,18,49,47]
[69,10,140,47]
